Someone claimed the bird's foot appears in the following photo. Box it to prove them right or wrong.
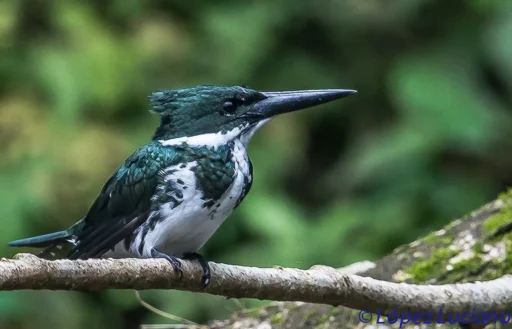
[151,247,183,279]
[183,252,211,288]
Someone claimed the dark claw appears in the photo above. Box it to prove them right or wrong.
[151,247,183,279]
[183,252,211,287]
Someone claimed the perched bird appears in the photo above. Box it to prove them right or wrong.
[8,85,356,286]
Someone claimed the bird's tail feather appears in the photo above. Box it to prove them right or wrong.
[38,241,69,259]
[8,230,72,248]
[8,230,74,260]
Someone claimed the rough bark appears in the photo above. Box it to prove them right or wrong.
[208,192,512,329]
[3,253,511,316]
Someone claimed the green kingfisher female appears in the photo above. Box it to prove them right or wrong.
[8,85,356,286]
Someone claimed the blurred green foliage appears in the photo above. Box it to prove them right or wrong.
[1,0,512,328]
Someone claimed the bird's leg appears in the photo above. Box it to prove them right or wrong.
[150,247,183,279]
[182,252,211,287]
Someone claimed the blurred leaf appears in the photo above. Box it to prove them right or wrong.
[390,49,498,148]
[484,5,512,94]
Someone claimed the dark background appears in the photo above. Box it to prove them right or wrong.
[1,0,512,328]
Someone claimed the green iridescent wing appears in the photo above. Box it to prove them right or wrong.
[67,142,181,259]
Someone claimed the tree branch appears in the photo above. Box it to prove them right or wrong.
[1,253,511,316]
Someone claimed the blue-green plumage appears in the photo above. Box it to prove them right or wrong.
[8,85,356,286]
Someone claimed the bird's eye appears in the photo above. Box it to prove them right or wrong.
[223,101,237,114]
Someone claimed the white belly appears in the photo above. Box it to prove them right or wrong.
[104,141,250,259]
[147,162,243,256]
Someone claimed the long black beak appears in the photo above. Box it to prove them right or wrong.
[248,89,356,118]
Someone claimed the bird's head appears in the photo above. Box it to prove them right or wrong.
[149,85,356,146]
